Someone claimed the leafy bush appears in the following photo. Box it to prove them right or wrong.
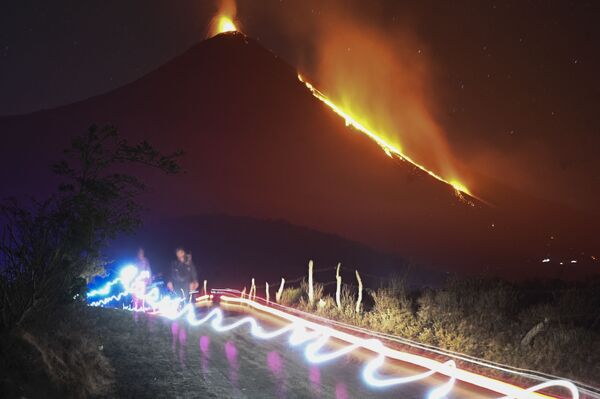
[0,126,181,396]
[0,125,181,332]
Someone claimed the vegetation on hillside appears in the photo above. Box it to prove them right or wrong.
[1,127,597,396]
[279,272,600,387]
[0,125,181,397]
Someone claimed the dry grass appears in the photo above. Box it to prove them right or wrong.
[19,328,114,398]
[0,305,115,398]
[279,287,303,306]
[280,275,600,386]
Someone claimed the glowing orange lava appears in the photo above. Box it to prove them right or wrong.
[209,0,239,37]
[216,16,237,34]
[297,74,476,202]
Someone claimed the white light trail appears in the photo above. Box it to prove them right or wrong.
[218,295,579,399]
[87,277,121,297]
[87,267,582,399]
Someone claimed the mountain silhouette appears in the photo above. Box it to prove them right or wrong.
[0,31,597,279]
[109,213,445,289]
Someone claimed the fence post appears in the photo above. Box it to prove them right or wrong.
[308,260,314,305]
[203,280,207,296]
[266,282,270,303]
[336,263,342,310]
[521,318,549,347]
[251,278,256,301]
[355,270,363,313]
[241,287,246,298]
[276,278,285,303]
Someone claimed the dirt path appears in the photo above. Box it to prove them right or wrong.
[92,306,437,398]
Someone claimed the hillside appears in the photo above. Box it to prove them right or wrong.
[0,32,597,278]
[108,213,446,289]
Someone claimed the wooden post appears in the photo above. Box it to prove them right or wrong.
[203,280,207,296]
[308,260,314,305]
[276,278,285,303]
[521,318,549,347]
[355,270,363,313]
[241,287,246,298]
[251,278,256,301]
[265,282,270,303]
[336,263,342,310]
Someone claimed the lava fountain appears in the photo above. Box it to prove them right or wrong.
[209,0,239,37]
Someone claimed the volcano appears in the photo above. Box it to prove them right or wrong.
[0,32,597,279]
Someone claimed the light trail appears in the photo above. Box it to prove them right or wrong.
[272,295,597,394]
[87,263,141,299]
[297,74,480,203]
[88,291,130,307]
[87,277,121,298]
[218,294,579,399]
[87,264,151,307]
[87,266,582,399]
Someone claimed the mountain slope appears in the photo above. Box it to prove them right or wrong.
[109,213,445,288]
[0,32,597,278]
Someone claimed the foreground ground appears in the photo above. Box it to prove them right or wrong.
[94,306,442,398]
[1,300,593,398]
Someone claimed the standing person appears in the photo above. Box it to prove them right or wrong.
[132,248,151,309]
[136,248,151,275]
[167,247,199,302]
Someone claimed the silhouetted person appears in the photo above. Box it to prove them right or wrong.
[133,247,151,308]
[136,247,151,275]
[167,247,198,301]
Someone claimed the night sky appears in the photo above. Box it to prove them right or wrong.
[2,1,599,214]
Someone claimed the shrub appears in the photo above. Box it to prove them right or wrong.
[0,125,181,332]
[282,274,600,386]
[0,305,115,398]
[0,126,181,396]
[279,287,302,306]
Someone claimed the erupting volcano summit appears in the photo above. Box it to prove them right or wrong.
[0,30,597,278]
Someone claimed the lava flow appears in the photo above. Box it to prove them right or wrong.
[297,74,477,203]
[209,2,477,203]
